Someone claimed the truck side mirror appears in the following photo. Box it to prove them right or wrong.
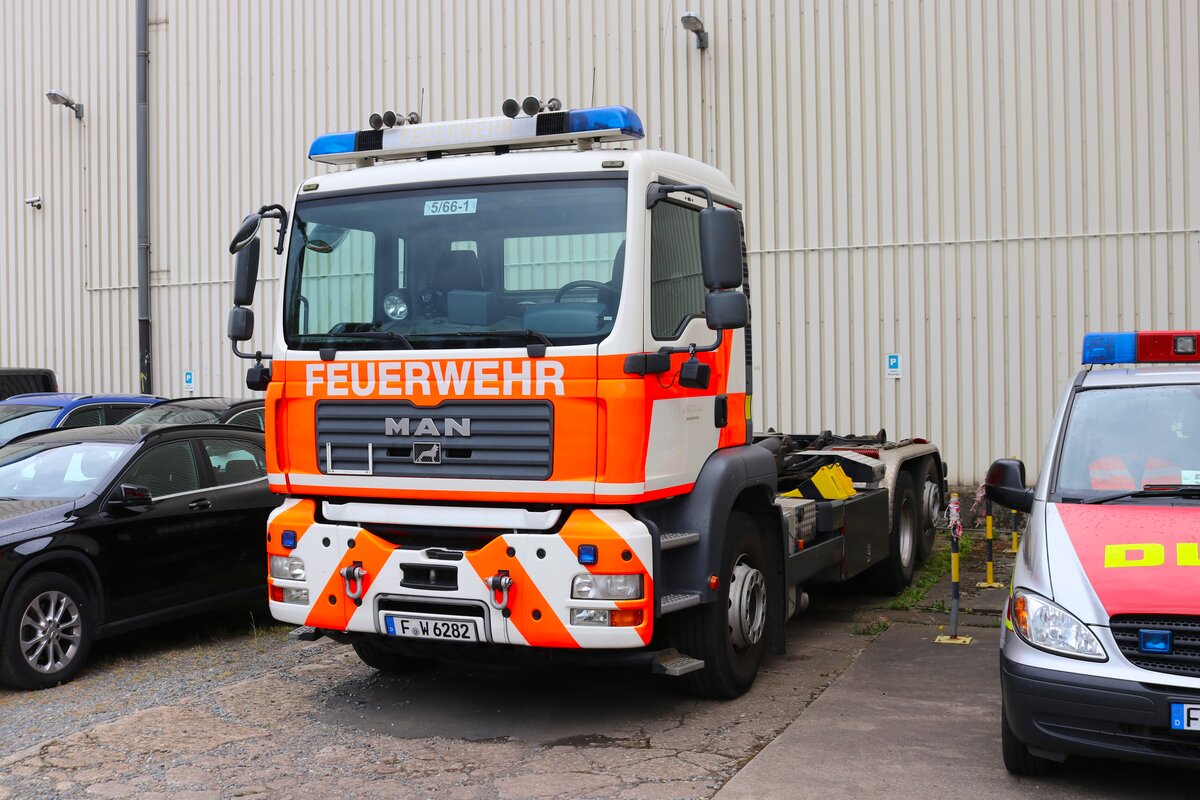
[230,212,263,254]
[233,237,261,306]
[228,306,255,342]
[705,289,748,331]
[699,206,743,290]
[984,458,1033,513]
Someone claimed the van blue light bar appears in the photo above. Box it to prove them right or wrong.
[309,105,645,165]
[1082,330,1200,365]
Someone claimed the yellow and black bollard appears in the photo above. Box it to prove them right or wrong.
[976,497,1004,589]
[935,492,973,645]
[1008,506,1021,553]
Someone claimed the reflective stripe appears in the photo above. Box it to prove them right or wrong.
[1089,457,1136,490]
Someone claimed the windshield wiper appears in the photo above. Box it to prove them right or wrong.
[1077,484,1200,505]
[408,329,554,355]
[304,331,414,350]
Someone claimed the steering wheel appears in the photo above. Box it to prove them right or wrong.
[554,280,620,308]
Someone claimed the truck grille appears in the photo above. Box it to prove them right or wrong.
[1110,615,1200,677]
[316,400,553,480]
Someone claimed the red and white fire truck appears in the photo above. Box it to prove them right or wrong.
[227,100,946,697]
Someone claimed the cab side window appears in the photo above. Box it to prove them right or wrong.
[650,201,705,339]
[121,442,201,497]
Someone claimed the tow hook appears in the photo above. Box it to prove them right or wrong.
[340,563,367,600]
[487,571,513,610]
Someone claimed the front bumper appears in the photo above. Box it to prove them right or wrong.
[1001,651,1200,768]
[265,500,655,650]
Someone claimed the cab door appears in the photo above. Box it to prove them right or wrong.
[641,193,728,494]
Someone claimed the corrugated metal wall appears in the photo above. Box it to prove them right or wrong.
[2,0,1198,483]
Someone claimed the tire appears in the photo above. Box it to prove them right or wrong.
[0,571,96,690]
[868,472,919,594]
[352,637,436,675]
[1002,706,1056,776]
[675,512,770,699]
[915,456,944,563]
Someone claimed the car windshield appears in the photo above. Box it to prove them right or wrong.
[1055,384,1200,500]
[123,405,221,425]
[0,441,132,500]
[282,178,628,350]
[0,404,60,443]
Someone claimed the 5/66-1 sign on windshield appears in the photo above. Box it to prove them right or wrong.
[424,198,477,215]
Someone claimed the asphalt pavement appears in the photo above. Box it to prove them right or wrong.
[716,621,1198,799]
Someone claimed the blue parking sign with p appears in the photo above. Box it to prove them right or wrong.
[184,370,194,387]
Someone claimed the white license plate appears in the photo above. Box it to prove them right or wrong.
[1171,703,1200,731]
[384,614,479,642]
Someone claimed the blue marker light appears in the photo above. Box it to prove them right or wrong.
[1081,331,1138,365]
[1138,629,1172,654]
[308,131,357,158]
[567,106,645,139]
[577,544,599,565]
[281,529,298,549]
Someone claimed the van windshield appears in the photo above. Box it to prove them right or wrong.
[1054,385,1200,500]
[283,178,628,350]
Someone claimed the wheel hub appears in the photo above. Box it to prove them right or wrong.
[19,590,82,674]
[727,556,766,651]
[924,481,942,526]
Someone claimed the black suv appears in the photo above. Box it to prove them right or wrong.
[0,424,280,689]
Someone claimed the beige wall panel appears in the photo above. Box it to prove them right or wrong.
[2,0,1198,483]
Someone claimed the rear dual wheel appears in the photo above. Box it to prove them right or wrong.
[868,472,919,594]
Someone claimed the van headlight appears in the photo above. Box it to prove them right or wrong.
[1011,589,1106,661]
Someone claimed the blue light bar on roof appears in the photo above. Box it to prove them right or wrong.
[567,106,644,138]
[308,105,645,164]
[1081,332,1138,365]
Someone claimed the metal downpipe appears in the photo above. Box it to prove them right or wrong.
[136,0,152,392]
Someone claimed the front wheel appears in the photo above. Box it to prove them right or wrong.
[675,512,770,699]
[352,637,436,675]
[1001,706,1057,776]
[0,571,96,690]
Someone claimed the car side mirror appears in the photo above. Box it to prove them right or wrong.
[984,458,1033,513]
[110,483,153,510]
[699,206,743,290]
[233,236,261,306]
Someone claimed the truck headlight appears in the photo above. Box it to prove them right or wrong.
[270,555,306,580]
[1011,589,1106,661]
[571,574,643,600]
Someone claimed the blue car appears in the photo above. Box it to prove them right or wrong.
[0,393,164,446]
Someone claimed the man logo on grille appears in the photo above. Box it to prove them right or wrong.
[413,442,442,464]
[386,417,471,437]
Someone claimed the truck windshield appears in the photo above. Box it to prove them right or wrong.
[1055,384,1200,501]
[283,178,628,350]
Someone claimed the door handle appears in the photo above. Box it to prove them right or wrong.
[188,498,211,511]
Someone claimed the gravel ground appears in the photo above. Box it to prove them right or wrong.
[0,599,875,800]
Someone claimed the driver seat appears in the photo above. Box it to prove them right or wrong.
[432,250,484,293]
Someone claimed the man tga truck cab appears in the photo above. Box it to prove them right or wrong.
[227,100,946,698]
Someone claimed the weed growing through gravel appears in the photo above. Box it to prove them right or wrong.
[888,533,974,611]
[851,615,891,636]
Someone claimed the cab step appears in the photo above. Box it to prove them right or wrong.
[660,531,701,550]
[659,592,702,614]
[651,648,705,676]
[288,626,322,642]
